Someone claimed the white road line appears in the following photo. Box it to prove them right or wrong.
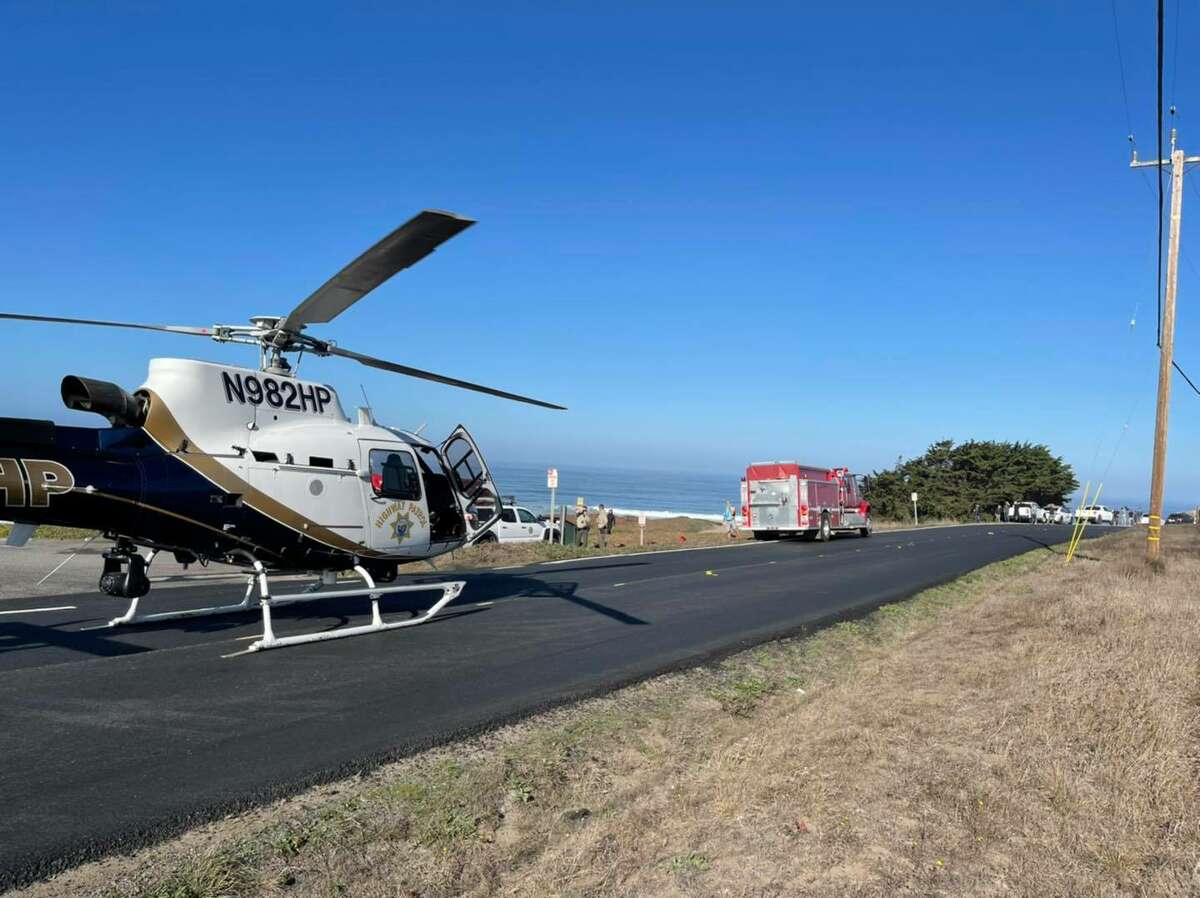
[0,605,76,615]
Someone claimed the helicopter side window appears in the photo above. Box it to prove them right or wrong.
[442,435,486,499]
[369,449,421,501]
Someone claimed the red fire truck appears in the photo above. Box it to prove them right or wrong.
[741,462,871,541]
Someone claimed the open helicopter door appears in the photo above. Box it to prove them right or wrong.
[440,425,502,544]
[359,441,434,555]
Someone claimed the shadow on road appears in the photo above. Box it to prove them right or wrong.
[0,621,152,659]
[0,570,649,663]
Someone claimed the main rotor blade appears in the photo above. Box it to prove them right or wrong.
[278,210,476,334]
[324,344,566,410]
[0,312,213,336]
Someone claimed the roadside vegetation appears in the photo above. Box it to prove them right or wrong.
[21,526,1198,897]
[866,438,1078,520]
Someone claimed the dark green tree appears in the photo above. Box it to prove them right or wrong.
[864,439,1078,521]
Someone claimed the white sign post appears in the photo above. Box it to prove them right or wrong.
[547,468,559,534]
[638,510,647,546]
[911,491,919,527]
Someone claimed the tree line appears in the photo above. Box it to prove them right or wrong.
[863,439,1078,521]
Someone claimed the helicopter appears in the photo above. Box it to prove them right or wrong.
[0,209,564,651]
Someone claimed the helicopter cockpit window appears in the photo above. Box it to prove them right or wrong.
[369,449,421,501]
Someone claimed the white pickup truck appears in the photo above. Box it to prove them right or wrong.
[476,504,553,543]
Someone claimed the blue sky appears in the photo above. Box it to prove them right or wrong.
[0,2,1195,508]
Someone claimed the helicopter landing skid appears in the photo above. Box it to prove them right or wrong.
[105,562,466,651]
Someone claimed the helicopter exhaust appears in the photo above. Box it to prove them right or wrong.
[61,375,147,427]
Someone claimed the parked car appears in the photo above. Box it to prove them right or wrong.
[1012,501,1044,523]
[1166,511,1195,525]
[1046,505,1073,524]
[1076,504,1115,525]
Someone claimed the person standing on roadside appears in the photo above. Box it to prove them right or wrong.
[606,506,616,538]
[575,503,590,548]
[724,500,738,538]
[595,503,609,548]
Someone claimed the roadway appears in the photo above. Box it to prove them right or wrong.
[0,523,1090,889]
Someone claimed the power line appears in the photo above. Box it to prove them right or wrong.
[1157,0,1165,347]
[1110,0,1135,136]
[1170,0,1182,108]
[1172,359,1200,396]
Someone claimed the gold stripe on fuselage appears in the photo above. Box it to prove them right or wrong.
[141,390,385,558]
[78,487,283,561]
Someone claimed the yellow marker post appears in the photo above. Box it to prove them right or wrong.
[1075,477,1094,561]
[1066,481,1090,563]
[1068,483,1102,563]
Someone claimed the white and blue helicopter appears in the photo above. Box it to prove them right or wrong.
[0,210,564,650]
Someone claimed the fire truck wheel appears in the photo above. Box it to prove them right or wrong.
[859,517,872,538]
[816,513,832,542]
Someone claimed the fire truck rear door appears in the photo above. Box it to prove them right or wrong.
[750,476,796,530]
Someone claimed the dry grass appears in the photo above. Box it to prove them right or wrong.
[0,524,98,540]
[21,527,1199,898]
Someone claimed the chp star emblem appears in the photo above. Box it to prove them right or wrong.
[392,509,415,544]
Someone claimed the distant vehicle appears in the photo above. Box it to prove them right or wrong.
[1076,505,1115,525]
[742,463,870,541]
[1166,511,1195,525]
[1012,501,1045,523]
[1045,505,1072,524]
[1140,512,1151,525]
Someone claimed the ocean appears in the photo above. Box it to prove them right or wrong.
[488,461,740,521]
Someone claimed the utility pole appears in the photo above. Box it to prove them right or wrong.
[1131,128,1200,562]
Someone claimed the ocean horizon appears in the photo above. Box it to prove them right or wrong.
[488,460,740,520]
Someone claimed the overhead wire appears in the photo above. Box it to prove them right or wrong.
[1157,0,1165,346]
[1110,0,1135,137]
[1170,0,1182,110]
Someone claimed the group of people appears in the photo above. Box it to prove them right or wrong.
[574,502,617,548]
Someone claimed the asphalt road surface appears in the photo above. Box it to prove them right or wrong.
[0,523,1094,888]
